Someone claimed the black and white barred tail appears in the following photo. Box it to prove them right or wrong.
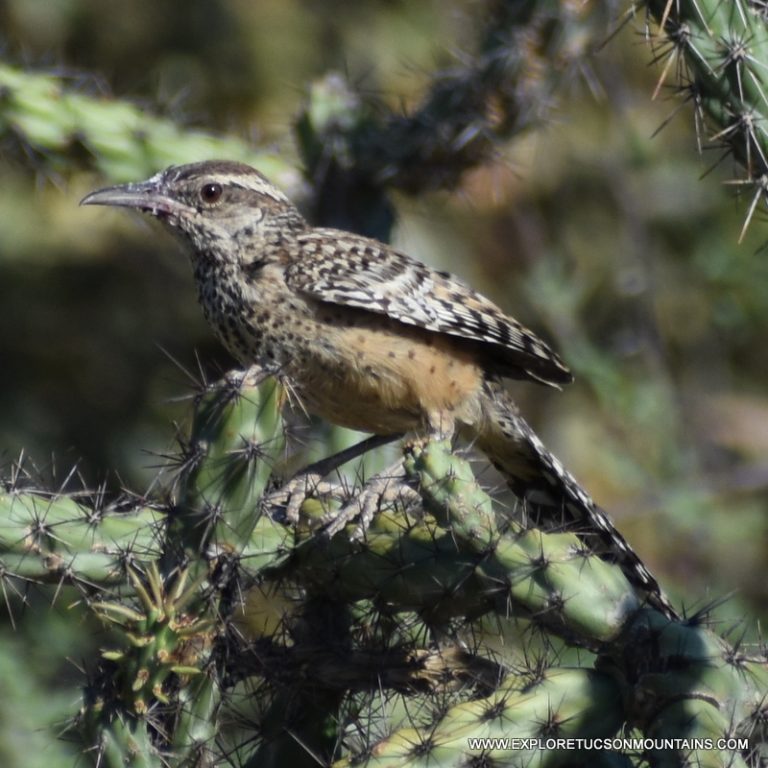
[473,380,678,620]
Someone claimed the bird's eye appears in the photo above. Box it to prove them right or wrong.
[200,183,223,204]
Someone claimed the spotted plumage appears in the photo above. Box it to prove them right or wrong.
[287,233,572,387]
[81,160,677,618]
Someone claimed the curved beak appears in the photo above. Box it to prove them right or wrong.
[80,179,182,218]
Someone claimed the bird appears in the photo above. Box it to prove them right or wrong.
[81,159,676,618]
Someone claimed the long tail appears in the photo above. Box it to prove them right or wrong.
[471,380,678,619]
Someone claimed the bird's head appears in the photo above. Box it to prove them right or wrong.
[81,160,306,259]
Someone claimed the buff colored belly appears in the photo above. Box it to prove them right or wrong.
[292,314,484,435]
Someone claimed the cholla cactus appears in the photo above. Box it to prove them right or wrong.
[640,0,768,236]
[1,2,768,765]
[0,62,294,187]
[3,376,764,766]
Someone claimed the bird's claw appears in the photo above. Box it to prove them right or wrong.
[323,460,420,539]
[263,457,420,538]
[262,471,345,524]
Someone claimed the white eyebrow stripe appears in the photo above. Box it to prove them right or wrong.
[197,173,290,201]
[225,178,291,202]
[163,167,292,204]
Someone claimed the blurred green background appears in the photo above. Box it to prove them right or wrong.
[0,1,766,764]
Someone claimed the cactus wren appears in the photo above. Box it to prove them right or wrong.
[82,160,676,618]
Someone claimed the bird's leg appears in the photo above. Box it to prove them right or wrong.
[208,364,272,392]
[322,457,422,538]
[322,420,452,539]
[263,433,403,523]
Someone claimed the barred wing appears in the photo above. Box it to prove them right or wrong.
[286,230,572,387]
